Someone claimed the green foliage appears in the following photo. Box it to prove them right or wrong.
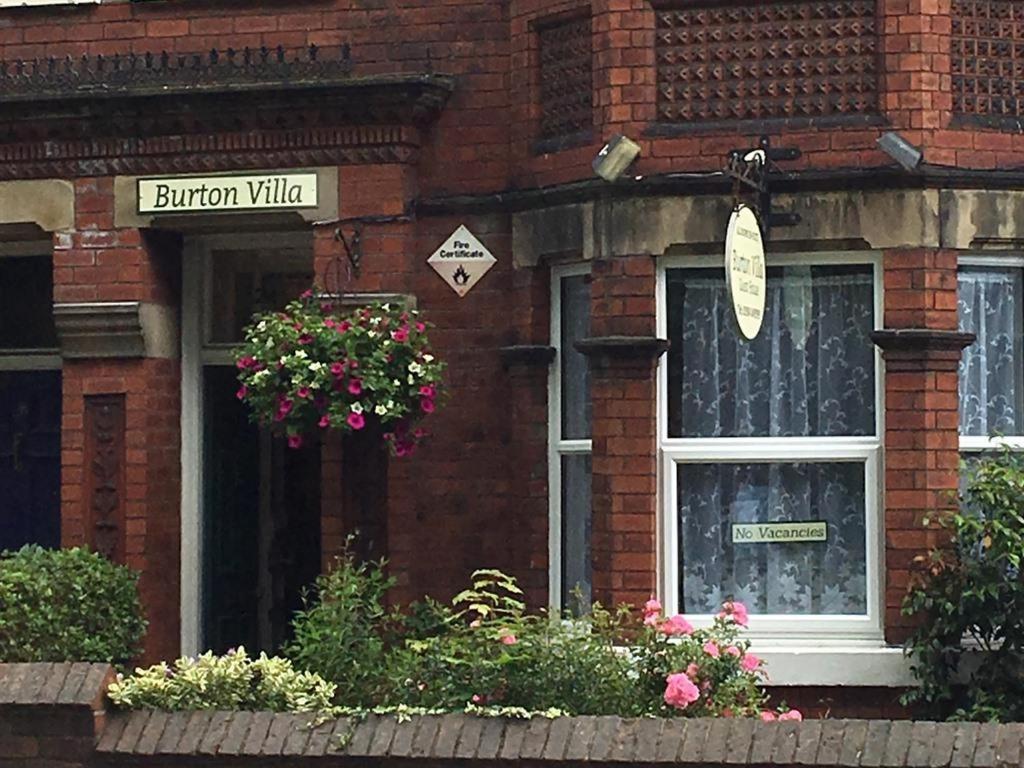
[0,546,145,665]
[107,648,335,712]
[903,450,1024,721]
[284,549,401,707]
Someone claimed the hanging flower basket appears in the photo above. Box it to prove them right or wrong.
[233,295,445,456]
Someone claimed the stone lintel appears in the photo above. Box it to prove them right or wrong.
[498,345,557,368]
[0,179,74,232]
[54,301,179,360]
[576,336,670,358]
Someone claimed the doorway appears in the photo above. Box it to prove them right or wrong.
[182,234,321,655]
[0,252,61,553]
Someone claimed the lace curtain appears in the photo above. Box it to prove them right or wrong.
[958,267,1023,437]
[666,265,875,616]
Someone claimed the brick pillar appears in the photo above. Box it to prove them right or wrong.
[583,254,663,609]
[873,248,972,645]
[54,177,182,664]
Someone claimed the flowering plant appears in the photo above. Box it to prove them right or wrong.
[234,296,445,455]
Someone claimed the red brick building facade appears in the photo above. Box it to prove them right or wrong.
[0,0,1018,716]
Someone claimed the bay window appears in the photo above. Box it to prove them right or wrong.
[958,258,1024,452]
[550,265,592,614]
[659,254,883,641]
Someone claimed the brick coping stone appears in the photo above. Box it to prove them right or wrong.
[4,663,1024,767]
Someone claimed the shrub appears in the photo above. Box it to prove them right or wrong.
[903,450,1024,721]
[0,545,145,665]
[107,648,335,712]
[284,549,400,707]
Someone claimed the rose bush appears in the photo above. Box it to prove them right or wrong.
[234,297,444,455]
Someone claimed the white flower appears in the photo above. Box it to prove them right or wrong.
[407,375,415,385]
[310,362,325,373]
[294,350,308,360]
[423,354,435,362]
[351,402,363,414]
[393,379,401,387]
[374,405,388,416]
[257,321,267,331]
[253,370,270,381]
[409,362,423,374]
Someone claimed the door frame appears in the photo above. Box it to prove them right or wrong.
[179,231,315,656]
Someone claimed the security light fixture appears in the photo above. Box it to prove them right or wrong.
[877,132,923,172]
[593,134,641,182]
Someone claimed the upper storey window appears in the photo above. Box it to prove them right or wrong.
[952,1,1024,126]
[654,1,878,129]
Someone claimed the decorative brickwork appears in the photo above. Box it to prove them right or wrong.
[654,1,879,126]
[537,13,593,143]
[84,395,125,562]
[952,0,1024,123]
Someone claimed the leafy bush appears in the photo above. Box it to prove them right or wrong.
[284,550,401,707]
[0,546,145,665]
[903,451,1024,721]
[108,648,335,712]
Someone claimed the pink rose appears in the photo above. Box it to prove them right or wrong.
[718,601,749,627]
[644,598,662,615]
[779,709,803,721]
[499,631,517,645]
[741,654,761,672]
[287,435,303,450]
[660,614,695,637]
[347,412,366,430]
[760,711,777,722]
[685,663,700,678]
[348,379,363,396]
[663,672,700,709]
[725,645,741,657]
[703,641,720,658]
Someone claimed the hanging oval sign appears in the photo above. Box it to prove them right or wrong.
[724,204,766,340]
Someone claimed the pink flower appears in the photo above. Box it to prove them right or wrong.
[415,321,426,333]
[471,694,483,704]
[348,379,363,395]
[421,397,435,413]
[392,327,409,343]
[275,398,293,421]
[659,614,694,637]
[644,597,662,616]
[236,385,247,400]
[663,672,700,710]
[760,711,777,722]
[236,356,256,370]
[779,709,803,721]
[330,362,345,377]
[718,601,749,627]
[499,631,517,645]
[287,435,303,449]
[419,385,436,398]
[297,387,311,399]
[685,663,700,678]
[300,289,314,299]
[347,412,365,430]
[740,654,761,672]
[725,645,741,657]
[319,415,331,429]
[298,334,314,345]
[721,708,735,718]
[703,641,720,658]
[337,321,352,333]
[324,318,336,329]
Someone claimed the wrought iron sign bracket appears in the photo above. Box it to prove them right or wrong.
[332,213,412,280]
[724,135,803,244]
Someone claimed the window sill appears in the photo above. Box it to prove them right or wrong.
[753,645,915,687]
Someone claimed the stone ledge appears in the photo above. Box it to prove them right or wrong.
[575,335,670,358]
[94,710,1024,767]
[0,662,113,708]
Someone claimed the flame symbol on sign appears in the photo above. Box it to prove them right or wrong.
[452,265,470,286]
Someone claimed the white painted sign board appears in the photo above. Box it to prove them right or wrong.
[732,522,828,544]
[137,173,319,214]
[724,204,766,340]
[428,225,497,297]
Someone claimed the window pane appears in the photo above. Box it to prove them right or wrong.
[561,453,592,613]
[0,256,57,349]
[560,275,591,439]
[958,267,1024,437]
[666,265,876,438]
[678,461,868,616]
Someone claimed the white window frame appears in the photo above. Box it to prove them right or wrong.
[656,251,885,645]
[0,0,99,6]
[548,263,592,611]
[958,254,1024,454]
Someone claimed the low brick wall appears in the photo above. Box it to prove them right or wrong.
[3,663,1024,768]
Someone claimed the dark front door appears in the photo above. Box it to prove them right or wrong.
[0,370,61,552]
[202,367,321,654]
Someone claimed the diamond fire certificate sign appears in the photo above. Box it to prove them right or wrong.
[428,225,497,297]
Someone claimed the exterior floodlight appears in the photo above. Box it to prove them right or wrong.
[593,134,641,182]
[877,132,923,172]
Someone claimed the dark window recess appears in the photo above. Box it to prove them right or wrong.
[654,1,878,125]
[0,256,57,350]
[538,14,593,143]
[952,1,1024,121]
